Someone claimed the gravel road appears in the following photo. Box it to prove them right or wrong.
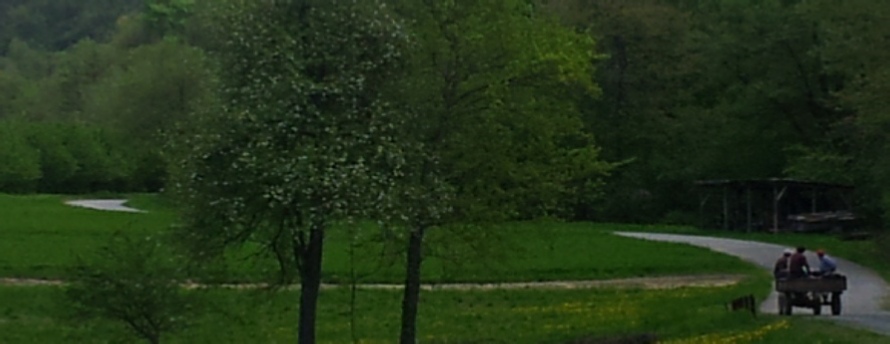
[615,232,890,335]
[64,199,145,213]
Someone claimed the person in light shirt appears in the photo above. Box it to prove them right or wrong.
[816,249,838,276]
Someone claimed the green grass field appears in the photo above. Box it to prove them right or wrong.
[0,194,174,278]
[2,282,888,343]
[1,193,888,343]
[0,194,760,283]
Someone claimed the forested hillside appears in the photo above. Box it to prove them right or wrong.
[1,0,889,229]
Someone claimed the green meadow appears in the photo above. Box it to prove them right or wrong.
[0,194,174,278]
[3,283,889,343]
[1,194,888,343]
[0,194,760,283]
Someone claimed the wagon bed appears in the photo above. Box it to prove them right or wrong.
[776,275,847,293]
[776,274,847,316]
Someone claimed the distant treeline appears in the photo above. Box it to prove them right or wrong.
[1,0,890,227]
[0,120,163,193]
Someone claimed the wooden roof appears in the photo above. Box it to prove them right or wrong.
[695,178,853,190]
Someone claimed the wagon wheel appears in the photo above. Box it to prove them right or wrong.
[807,291,823,315]
[782,293,793,315]
[778,294,787,315]
[831,292,842,315]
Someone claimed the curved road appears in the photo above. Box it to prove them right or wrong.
[616,232,890,335]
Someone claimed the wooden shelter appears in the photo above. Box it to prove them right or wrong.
[696,178,855,232]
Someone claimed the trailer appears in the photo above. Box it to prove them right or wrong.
[776,274,847,315]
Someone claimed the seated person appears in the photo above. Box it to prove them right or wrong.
[789,246,810,278]
[773,248,793,279]
[814,249,838,276]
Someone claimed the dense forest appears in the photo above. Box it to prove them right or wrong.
[2,0,890,229]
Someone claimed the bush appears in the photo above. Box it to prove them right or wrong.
[65,233,196,344]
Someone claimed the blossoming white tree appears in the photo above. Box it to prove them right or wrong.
[169,1,411,342]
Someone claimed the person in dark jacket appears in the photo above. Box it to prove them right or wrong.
[773,248,793,279]
[788,246,810,278]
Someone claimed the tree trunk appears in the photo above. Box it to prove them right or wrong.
[147,332,160,344]
[399,226,426,344]
[298,224,325,344]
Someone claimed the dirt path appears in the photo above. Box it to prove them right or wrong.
[360,274,744,291]
[0,274,745,291]
[616,232,890,336]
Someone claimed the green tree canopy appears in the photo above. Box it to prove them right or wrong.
[170,1,413,342]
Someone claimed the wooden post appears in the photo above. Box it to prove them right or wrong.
[773,185,779,233]
[746,186,752,233]
[723,186,729,231]
[773,185,787,233]
[699,193,710,229]
[839,190,853,211]
[811,187,817,213]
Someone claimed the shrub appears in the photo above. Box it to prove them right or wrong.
[65,233,196,344]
